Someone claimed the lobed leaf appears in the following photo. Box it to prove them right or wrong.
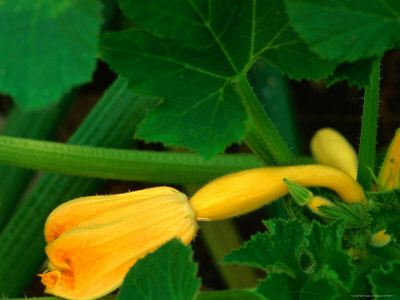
[304,221,354,289]
[100,0,335,158]
[223,219,305,274]
[224,219,354,299]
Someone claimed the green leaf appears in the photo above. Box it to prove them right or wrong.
[368,189,400,241]
[325,58,376,89]
[368,261,400,296]
[224,220,353,299]
[100,0,335,158]
[117,239,200,300]
[256,272,336,300]
[223,219,305,274]
[0,0,102,110]
[285,0,400,62]
[304,221,355,289]
[369,205,400,242]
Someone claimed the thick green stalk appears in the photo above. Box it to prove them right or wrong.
[357,60,381,191]
[243,118,275,165]
[0,77,158,296]
[0,136,262,184]
[0,94,74,229]
[248,59,301,155]
[234,75,294,165]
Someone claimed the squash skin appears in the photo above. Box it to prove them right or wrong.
[190,165,366,221]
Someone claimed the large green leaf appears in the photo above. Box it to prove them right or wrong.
[0,0,102,110]
[100,0,335,158]
[285,0,400,62]
[117,239,200,300]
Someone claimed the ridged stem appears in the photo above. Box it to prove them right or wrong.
[0,136,262,184]
[233,75,294,165]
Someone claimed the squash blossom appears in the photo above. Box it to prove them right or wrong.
[39,187,198,300]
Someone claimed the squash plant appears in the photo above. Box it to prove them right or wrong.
[0,0,399,299]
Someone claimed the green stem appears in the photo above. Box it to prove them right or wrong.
[357,59,381,191]
[234,75,294,165]
[0,136,262,184]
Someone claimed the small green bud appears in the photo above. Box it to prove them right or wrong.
[283,178,313,206]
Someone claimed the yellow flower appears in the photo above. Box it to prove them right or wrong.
[378,128,400,190]
[39,187,197,300]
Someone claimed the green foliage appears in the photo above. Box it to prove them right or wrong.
[285,0,400,62]
[100,0,335,158]
[224,219,355,299]
[0,0,102,109]
[0,0,399,298]
[368,261,400,296]
[367,189,400,243]
[118,239,200,300]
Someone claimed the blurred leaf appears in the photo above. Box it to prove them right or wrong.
[285,0,400,62]
[118,239,200,300]
[195,289,264,300]
[368,189,400,242]
[0,0,102,110]
[368,261,400,296]
[257,272,336,300]
[100,0,335,158]
[325,58,377,89]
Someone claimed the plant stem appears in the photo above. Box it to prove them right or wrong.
[357,59,381,191]
[0,136,262,184]
[234,75,294,165]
